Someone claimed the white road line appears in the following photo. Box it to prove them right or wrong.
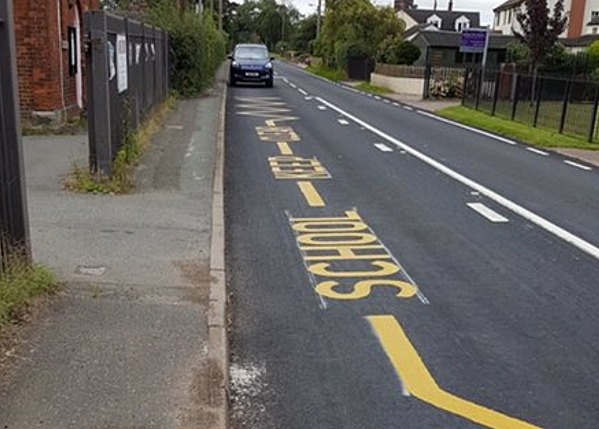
[305,96,313,100]
[393,102,400,106]
[374,96,382,100]
[315,95,599,262]
[417,110,518,146]
[384,99,391,104]
[375,143,394,152]
[526,147,549,156]
[403,106,413,111]
[338,119,350,125]
[367,93,373,97]
[298,88,308,96]
[467,203,509,223]
[317,105,327,110]
[564,160,592,171]
[290,83,297,88]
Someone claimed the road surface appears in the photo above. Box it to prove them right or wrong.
[225,61,599,429]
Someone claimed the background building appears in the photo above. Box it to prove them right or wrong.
[14,0,100,126]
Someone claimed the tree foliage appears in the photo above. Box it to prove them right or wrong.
[224,0,303,51]
[148,0,226,95]
[377,35,420,65]
[506,41,530,63]
[317,0,404,68]
[588,40,599,70]
[515,0,567,72]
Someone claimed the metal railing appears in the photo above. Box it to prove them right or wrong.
[0,0,30,262]
[464,68,599,142]
[84,11,169,176]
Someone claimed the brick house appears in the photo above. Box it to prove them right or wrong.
[14,0,100,126]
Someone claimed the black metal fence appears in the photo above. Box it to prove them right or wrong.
[0,0,30,262]
[464,68,599,142]
[84,11,169,176]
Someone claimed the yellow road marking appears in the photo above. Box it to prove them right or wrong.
[367,315,543,429]
[297,181,325,207]
[277,142,293,155]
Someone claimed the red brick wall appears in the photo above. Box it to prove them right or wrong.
[15,0,100,123]
[568,0,586,38]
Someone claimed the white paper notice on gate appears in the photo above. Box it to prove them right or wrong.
[116,34,128,93]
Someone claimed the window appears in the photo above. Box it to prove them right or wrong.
[455,16,470,32]
[426,14,443,29]
[594,27,598,34]
[592,10,599,18]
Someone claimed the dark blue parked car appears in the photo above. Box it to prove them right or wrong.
[228,44,274,88]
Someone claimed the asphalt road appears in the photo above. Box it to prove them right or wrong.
[225,61,599,429]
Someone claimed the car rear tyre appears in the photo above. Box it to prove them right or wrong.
[229,77,236,86]
[266,78,273,88]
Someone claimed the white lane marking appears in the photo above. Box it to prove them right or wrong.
[374,96,382,100]
[305,96,313,100]
[290,83,297,88]
[367,93,373,97]
[384,99,391,104]
[282,77,289,83]
[403,106,413,111]
[338,119,350,125]
[375,143,394,152]
[525,147,549,156]
[393,102,400,106]
[417,110,518,146]
[564,160,592,171]
[467,203,509,223]
[317,105,327,110]
[298,88,308,96]
[315,96,599,262]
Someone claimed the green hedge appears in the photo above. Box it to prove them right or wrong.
[148,1,227,97]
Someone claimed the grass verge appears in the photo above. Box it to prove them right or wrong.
[354,82,391,95]
[305,65,346,82]
[65,96,176,194]
[0,251,57,328]
[438,106,599,150]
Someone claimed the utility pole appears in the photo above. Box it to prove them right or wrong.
[0,0,31,260]
[316,0,322,37]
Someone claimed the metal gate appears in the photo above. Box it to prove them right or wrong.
[84,11,170,176]
[0,0,30,261]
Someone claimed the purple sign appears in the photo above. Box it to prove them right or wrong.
[460,29,488,53]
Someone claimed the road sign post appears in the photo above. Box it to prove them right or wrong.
[460,28,490,110]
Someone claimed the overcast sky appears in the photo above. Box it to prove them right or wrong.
[289,0,496,26]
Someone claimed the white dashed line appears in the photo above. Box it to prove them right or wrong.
[374,143,393,152]
[403,106,413,111]
[298,88,308,96]
[374,96,382,100]
[417,110,518,146]
[317,105,327,110]
[305,96,313,100]
[526,147,549,156]
[337,119,350,125]
[384,99,390,104]
[315,95,599,262]
[467,203,509,223]
[393,102,400,106]
[564,160,592,171]
[290,83,297,88]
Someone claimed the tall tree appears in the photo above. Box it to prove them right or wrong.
[515,0,567,73]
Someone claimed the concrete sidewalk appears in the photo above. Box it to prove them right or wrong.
[0,73,227,428]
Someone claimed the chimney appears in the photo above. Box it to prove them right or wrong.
[394,0,414,11]
[448,0,453,11]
